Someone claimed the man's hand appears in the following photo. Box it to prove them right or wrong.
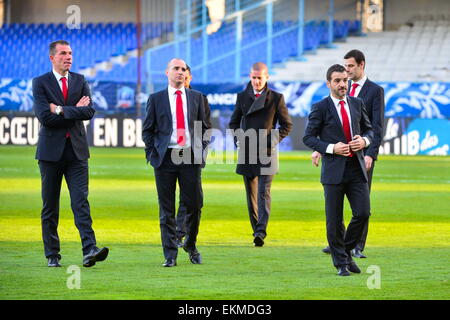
[312,151,321,167]
[333,142,351,156]
[349,135,366,152]
[49,103,57,114]
[76,96,91,107]
[364,155,373,171]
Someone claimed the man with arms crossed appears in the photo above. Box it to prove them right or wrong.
[33,40,109,268]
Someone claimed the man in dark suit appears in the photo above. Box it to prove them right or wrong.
[229,62,292,247]
[303,64,373,276]
[142,58,211,267]
[316,50,385,258]
[175,64,211,248]
[33,40,109,268]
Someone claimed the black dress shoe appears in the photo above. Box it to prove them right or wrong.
[183,246,202,264]
[83,246,109,267]
[351,249,367,259]
[162,259,177,267]
[253,235,264,247]
[48,257,61,267]
[322,246,331,254]
[337,266,350,276]
[347,261,361,273]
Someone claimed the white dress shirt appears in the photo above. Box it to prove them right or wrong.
[52,69,69,92]
[349,75,367,97]
[326,95,370,154]
[253,89,264,96]
[167,85,191,148]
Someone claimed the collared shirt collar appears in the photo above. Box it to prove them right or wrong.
[52,69,68,81]
[351,74,367,88]
[168,85,186,96]
[330,94,348,108]
[253,89,265,96]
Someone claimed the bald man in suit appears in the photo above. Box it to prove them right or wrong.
[142,58,211,267]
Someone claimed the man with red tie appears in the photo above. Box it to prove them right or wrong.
[315,50,385,258]
[303,64,373,276]
[33,40,109,268]
[229,62,292,247]
[142,58,211,267]
[175,65,211,248]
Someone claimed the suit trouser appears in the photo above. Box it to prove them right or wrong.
[337,160,375,251]
[39,139,96,259]
[323,157,370,268]
[243,175,274,238]
[176,201,187,240]
[354,161,374,251]
[154,149,203,260]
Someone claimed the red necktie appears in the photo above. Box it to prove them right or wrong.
[349,83,359,97]
[61,77,71,138]
[339,100,353,157]
[175,90,186,146]
[255,93,260,98]
[61,77,68,102]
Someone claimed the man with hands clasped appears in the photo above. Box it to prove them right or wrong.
[303,64,373,276]
[315,50,385,259]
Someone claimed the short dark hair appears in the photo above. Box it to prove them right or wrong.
[344,49,366,66]
[186,64,191,75]
[49,40,70,55]
[326,64,346,81]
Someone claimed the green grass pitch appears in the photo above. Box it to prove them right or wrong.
[0,145,449,300]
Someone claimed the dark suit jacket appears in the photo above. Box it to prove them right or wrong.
[33,71,95,161]
[303,96,373,184]
[350,78,385,160]
[229,82,293,177]
[142,87,211,169]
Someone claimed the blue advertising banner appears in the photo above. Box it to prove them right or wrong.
[1,78,449,119]
[0,79,34,112]
[195,81,450,119]
[0,111,449,155]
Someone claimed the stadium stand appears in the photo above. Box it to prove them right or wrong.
[145,19,360,84]
[0,4,447,84]
[271,15,450,82]
[0,22,172,82]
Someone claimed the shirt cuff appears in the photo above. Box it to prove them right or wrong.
[326,144,334,154]
[363,137,370,147]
